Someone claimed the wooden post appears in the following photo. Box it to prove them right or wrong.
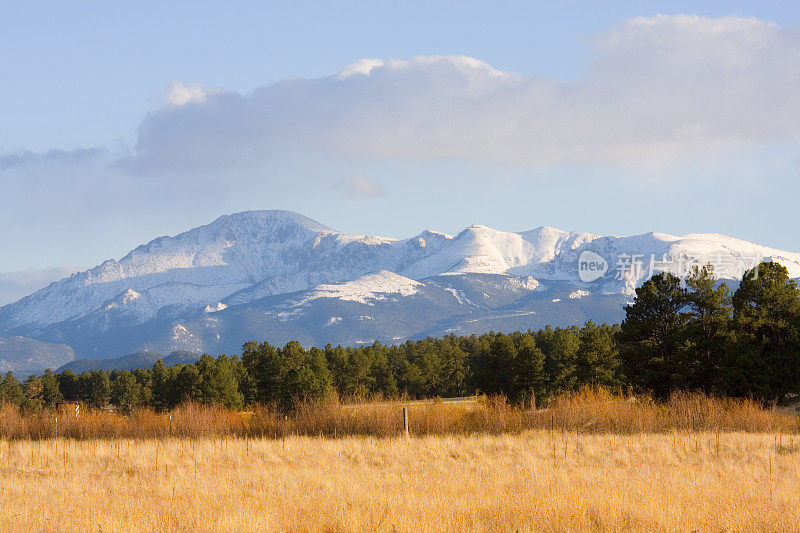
[402,407,409,438]
[283,415,288,450]
[169,414,173,437]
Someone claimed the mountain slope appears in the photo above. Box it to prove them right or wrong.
[2,210,799,360]
[56,350,200,373]
[0,337,75,377]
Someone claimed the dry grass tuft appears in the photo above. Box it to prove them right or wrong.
[536,389,799,433]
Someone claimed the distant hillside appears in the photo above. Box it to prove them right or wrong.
[57,350,201,373]
[0,337,75,377]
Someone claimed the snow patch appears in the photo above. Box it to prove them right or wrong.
[444,287,472,306]
[299,271,421,306]
[325,316,342,327]
[171,324,193,340]
[569,290,591,299]
[204,302,228,313]
[463,311,537,323]
[122,289,140,304]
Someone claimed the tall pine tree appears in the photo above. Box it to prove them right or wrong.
[685,265,732,394]
[618,272,688,398]
[730,262,800,402]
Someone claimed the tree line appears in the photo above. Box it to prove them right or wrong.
[1,262,798,412]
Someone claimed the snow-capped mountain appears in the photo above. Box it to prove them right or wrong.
[2,210,799,361]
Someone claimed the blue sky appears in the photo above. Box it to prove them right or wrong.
[1,1,800,297]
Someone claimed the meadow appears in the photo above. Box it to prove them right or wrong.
[1,431,799,531]
[2,390,798,440]
[1,391,799,531]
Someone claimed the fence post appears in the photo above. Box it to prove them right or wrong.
[402,407,409,438]
[283,415,288,450]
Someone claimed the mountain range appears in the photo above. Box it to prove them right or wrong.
[2,210,799,375]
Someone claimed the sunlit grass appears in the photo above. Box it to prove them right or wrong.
[1,391,798,530]
[1,389,797,439]
[1,431,798,531]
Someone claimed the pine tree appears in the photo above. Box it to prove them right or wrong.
[229,356,254,406]
[40,369,63,408]
[151,359,171,410]
[243,340,331,411]
[171,365,199,406]
[280,343,331,409]
[241,341,282,405]
[57,370,80,402]
[111,370,142,412]
[23,375,45,411]
[575,321,620,388]
[513,332,546,407]
[474,333,517,396]
[132,368,153,407]
[82,370,111,409]
[0,372,24,406]
[543,327,579,395]
[685,265,731,394]
[730,261,800,401]
[435,339,468,398]
[193,355,244,409]
[618,272,689,398]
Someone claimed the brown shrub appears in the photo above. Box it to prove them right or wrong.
[1,389,797,440]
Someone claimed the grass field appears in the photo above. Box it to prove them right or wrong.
[2,392,798,531]
[2,390,798,439]
[1,430,799,532]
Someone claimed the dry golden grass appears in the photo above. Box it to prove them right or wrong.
[1,392,797,530]
[1,431,799,532]
[2,390,798,439]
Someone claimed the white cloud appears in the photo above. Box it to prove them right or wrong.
[165,81,211,107]
[3,14,800,275]
[332,173,385,197]
[4,15,799,180]
[337,58,385,79]
[125,15,800,171]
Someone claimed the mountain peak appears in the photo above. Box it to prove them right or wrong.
[529,225,568,235]
[211,210,334,234]
[3,211,800,356]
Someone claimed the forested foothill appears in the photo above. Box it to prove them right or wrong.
[3,262,799,413]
